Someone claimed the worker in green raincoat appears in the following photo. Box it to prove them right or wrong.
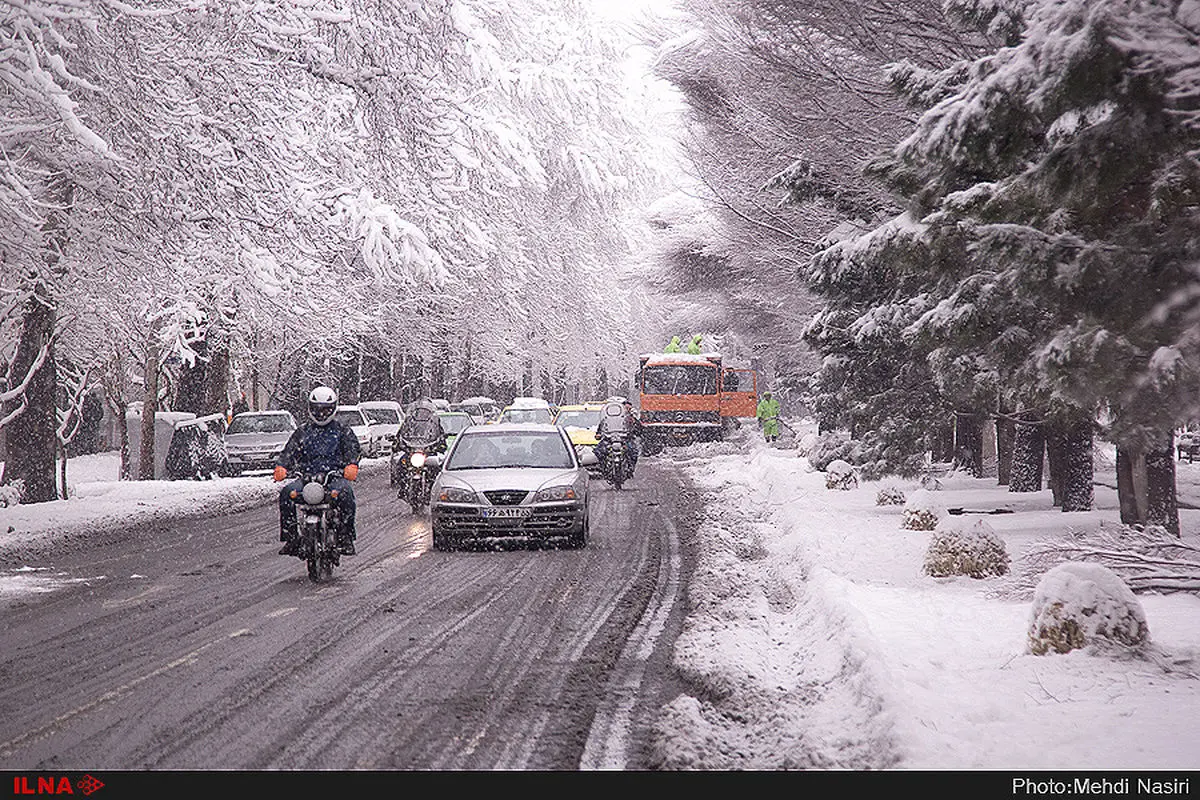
[686,334,703,355]
[756,391,781,443]
[664,336,682,353]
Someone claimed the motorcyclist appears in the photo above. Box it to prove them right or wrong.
[594,398,642,477]
[274,386,362,556]
[394,399,448,498]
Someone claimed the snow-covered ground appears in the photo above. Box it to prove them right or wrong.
[655,432,1200,770]
[1,438,1198,770]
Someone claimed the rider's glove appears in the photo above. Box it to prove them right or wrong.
[343,463,359,481]
[273,465,287,482]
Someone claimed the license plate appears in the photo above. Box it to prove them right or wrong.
[482,507,531,519]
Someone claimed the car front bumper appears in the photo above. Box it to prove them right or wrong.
[432,500,586,542]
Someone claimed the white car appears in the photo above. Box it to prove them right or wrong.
[334,405,381,458]
[358,400,404,457]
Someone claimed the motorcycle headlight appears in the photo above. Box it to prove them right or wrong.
[534,485,577,502]
[438,486,476,503]
[410,451,427,468]
[301,482,325,504]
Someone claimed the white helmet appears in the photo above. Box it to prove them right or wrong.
[308,386,338,426]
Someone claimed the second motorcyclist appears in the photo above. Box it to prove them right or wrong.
[274,385,362,556]
[393,398,448,499]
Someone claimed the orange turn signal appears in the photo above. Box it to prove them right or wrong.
[330,489,339,499]
[289,490,298,499]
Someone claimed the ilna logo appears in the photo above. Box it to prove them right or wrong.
[12,776,104,796]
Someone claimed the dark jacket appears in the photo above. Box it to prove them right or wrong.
[277,420,361,474]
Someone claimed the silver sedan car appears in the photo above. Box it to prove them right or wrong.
[430,423,590,550]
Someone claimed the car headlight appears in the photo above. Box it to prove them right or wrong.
[438,486,477,503]
[534,485,577,502]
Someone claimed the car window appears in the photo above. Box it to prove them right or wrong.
[446,431,573,470]
[363,408,400,424]
[227,414,294,434]
[500,408,554,425]
[556,409,601,429]
[334,410,365,427]
[439,414,471,435]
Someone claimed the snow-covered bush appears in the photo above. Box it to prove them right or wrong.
[875,485,906,506]
[803,430,863,472]
[901,489,942,530]
[1026,562,1149,656]
[824,459,858,490]
[0,480,25,508]
[923,517,1010,579]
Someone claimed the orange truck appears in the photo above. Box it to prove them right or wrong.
[636,352,758,453]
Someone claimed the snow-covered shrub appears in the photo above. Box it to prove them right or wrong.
[901,489,942,530]
[824,459,858,490]
[875,485,906,506]
[0,479,25,507]
[923,517,1010,579]
[1026,562,1149,656]
[803,430,863,471]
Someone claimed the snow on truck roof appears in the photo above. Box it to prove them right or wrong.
[639,352,722,365]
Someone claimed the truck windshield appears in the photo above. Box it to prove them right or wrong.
[642,364,718,396]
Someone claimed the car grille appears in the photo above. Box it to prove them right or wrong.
[643,409,720,424]
[433,505,583,537]
[484,490,529,506]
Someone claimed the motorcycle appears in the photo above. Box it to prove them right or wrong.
[397,445,440,514]
[599,432,630,490]
[288,469,343,583]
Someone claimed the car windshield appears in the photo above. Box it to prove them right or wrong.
[227,414,293,434]
[499,407,554,424]
[642,364,718,396]
[556,409,601,429]
[335,410,365,427]
[446,431,573,470]
[362,407,400,424]
[439,414,472,435]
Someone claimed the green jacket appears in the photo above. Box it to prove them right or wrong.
[686,335,703,355]
[664,336,682,353]
[756,395,780,420]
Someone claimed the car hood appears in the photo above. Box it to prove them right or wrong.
[563,426,598,446]
[439,467,581,494]
[225,432,291,449]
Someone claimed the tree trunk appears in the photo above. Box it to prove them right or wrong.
[953,412,983,477]
[4,281,58,502]
[1145,446,1180,536]
[1053,414,1094,512]
[139,338,160,481]
[1008,419,1044,492]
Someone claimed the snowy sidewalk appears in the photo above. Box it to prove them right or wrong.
[655,436,1200,770]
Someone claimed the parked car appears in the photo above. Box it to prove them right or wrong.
[496,397,555,425]
[166,413,230,479]
[1178,431,1200,462]
[358,400,404,457]
[553,403,604,470]
[334,405,382,458]
[430,423,589,551]
[454,396,502,425]
[222,410,297,475]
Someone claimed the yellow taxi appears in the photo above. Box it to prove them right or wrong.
[553,402,606,470]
